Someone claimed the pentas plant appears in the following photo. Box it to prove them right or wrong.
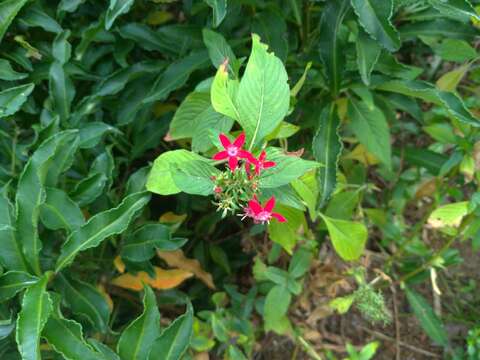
[211,132,285,223]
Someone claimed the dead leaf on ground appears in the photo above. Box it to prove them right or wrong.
[157,250,215,289]
[111,266,193,291]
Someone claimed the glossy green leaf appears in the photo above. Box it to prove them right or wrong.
[356,29,382,86]
[52,30,72,65]
[348,98,392,169]
[18,4,62,34]
[0,271,37,302]
[313,103,342,209]
[118,286,161,360]
[16,130,79,275]
[429,0,480,22]
[106,0,135,30]
[0,83,34,119]
[15,274,53,360]
[405,287,449,346]
[78,122,118,149]
[351,0,400,51]
[121,224,187,262]
[40,187,85,231]
[0,59,27,81]
[171,160,219,196]
[0,0,29,45]
[204,0,227,27]
[320,214,367,261]
[56,192,151,272]
[148,303,193,360]
[49,61,75,122]
[318,0,349,96]
[237,34,290,147]
[54,274,111,333]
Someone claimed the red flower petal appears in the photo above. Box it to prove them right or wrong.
[263,161,276,168]
[219,133,231,148]
[272,213,287,223]
[264,196,276,212]
[213,151,228,160]
[233,132,246,147]
[248,198,262,215]
[259,150,266,162]
[228,156,238,171]
[238,150,254,160]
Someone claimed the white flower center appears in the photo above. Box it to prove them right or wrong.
[227,146,238,157]
[256,211,271,222]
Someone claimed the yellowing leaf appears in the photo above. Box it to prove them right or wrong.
[436,63,470,92]
[428,201,469,228]
[111,266,193,291]
[159,212,187,232]
[153,102,177,118]
[157,250,215,289]
[114,255,126,273]
[336,97,348,121]
[146,11,174,25]
[343,143,379,166]
[97,284,114,311]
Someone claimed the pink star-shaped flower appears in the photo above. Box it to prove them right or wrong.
[251,150,276,175]
[242,195,286,224]
[213,133,253,172]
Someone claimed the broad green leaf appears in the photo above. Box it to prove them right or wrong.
[356,29,382,86]
[252,10,289,62]
[0,190,28,271]
[56,192,151,272]
[263,285,291,334]
[288,248,313,279]
[18,4,62,34]
[202,28,237,71]
[106,0,135,30]
[291,171,318,219]
[399,147,448,175]
[171,160,219,196]
[236,34,290,148]
[351,0,400,51]
[52,30,71,65]
[211,63,241,120]
[318,0,349,96]
[16,130,79,275]
[405,287,449,346]
[78,122,118,149]
[49,61,75,122]
[118,23,174,54]
[375,79,480,126]
[436,63,470,92]
[118,286,161,360]
[0,59,27,81]
[313,103,342,209]
[428,201,469,228]
[0,271,37,302]
[54,274,111,333]
[204,0,227,27]
[399,19,478,40]
[325,190,360,220]
[0,83,34,119]
[70,173,108,207]
[429,0,480,22]
[374,52,423,80]
[88,339,121,360]
[121,224,187,262]
[259,147,320,189]
[143,51,209,104]
[0,0,29,45]
[148,303,193,360]
[58,0,85,13]
[40,188,84,231]
[16,274,53,360]
[348,98,392,169]
[268,205,306,254]
[147,150,213,195]
[433,39,477,62]
[320,214,367,261]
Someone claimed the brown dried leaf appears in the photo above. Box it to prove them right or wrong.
[111,266,193,291]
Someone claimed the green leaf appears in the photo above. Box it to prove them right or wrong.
[148,303,193,360]
[0,271,37,302]
[428,201,469,228]
[351,0,400,51]
[405,287,449,346]
[106,0,135,30]
[40,188,85,231]
[436,63,470,92]
[49,61,75,122]
[320,214,367,261]
[43,309,106,360]
[121,224,187,262]
[374,79,480,126]
[118,286,161,360]
[202,28,237,70]
[356,29,382,86]
[204,0,227,27]
[17,4,62,34]
[348,97,392,169]
[56,192,151,272]
[288,248,313,279]
[268,205,306,254]
[429,0,480,22]
[313,103,342,209]
[0,190,28,271]
[0,0,29,45]
[259,147,319,189]
[263,285,291,334]
[52,30,72,65]
[15,274,53,360]
[171,160,219,196]
[0,83,34,119]
[399,19,478,40]
[236,34,290,148]
[0,59,27,81]
[318,0,349,96]
[252,10,289,62]
[432,39,477,62]
[211,63,241,120]
[16,130,79,275]
[54,274,111,333]
[147,150,214,196]
[398,147,448,175]
[78,122,118,149]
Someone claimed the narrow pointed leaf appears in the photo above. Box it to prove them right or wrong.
[0,271,37,302]
[204,0,227,27]
[0,0,30,45]
[0,83,34,119]
[106,0,135,30]
[0,59,27,81]
[356,29,382,86]
[56,192,151,272]
[40,187,85,231]
[49,61,75,122]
